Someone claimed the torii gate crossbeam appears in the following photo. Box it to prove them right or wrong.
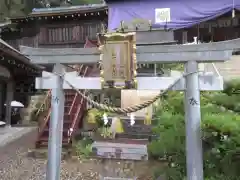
[20,38,240,64]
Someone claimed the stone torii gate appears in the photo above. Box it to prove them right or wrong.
[21,36,240,180]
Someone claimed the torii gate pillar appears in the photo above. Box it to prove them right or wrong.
[46,64,65,180]
[185,61,203,180]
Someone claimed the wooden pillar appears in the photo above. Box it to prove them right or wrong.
[5,81,14,126]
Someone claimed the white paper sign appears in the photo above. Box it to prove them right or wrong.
[155,8,171,23]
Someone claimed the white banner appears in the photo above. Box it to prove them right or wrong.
[155,8,171,23]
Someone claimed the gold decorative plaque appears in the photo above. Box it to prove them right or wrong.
[98,32,137,89]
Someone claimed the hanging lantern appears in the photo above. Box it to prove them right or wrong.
[87,111,96,124]
[111,117,124,133]
[144,109,152,125]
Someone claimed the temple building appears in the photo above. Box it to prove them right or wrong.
[1,4,107,49]
[0,37,42,125]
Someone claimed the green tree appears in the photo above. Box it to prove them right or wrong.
[148,79,240,180]
[0,0,25,21]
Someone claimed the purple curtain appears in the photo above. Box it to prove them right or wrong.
[108,0,240,30]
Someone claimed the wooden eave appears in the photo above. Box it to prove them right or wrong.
[0,39,43,73]
[10,6,108,22]
[29,6,108,17]
[0,21,12,28]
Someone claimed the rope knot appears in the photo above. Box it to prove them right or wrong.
[59,72,66,78]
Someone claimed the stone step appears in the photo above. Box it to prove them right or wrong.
[108,116,153,135]
[116,133,158,141]
[100,177,136,180]
[28,147,71,159]
[92,141,148,161]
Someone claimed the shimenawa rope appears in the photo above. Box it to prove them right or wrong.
[57,72,197,114]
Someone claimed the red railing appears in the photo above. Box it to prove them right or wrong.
[67,37,98,141]
[37,102,51,139]
[68,64,84,115]
[37,65,84,139]
[37,90,51,138]
[38,37,97,142]
[36,90,51,116]
[68,66,89,139]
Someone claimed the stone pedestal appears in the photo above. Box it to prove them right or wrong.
[92,141,148,161]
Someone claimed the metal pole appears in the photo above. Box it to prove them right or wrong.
[184,61,203,180]
[46,64,65,180]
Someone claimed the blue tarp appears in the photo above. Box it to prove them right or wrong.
[107,0,240,30]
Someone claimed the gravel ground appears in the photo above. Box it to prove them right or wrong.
[0,129,157,180]
[0,129,101,180]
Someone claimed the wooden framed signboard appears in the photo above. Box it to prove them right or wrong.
[98,32,137,89]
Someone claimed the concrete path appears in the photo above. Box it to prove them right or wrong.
[0,126,37,147]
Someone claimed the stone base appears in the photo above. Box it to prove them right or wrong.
[99,177,136,180]
[92,141,148,161]
[28,148,71,159]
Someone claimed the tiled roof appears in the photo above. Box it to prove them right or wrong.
[0,38,43,71]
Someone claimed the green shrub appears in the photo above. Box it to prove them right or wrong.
[206,93,240,112]
[149,80,240,179]
[86,108,105,127]
[73,137,93,159]
[223,79,240,95]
